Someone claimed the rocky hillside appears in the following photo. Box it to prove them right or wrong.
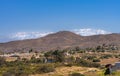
[0,31,120,52]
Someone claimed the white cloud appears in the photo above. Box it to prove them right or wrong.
[73,28,111,36]
[10,32,53,40]
[0,28,111,43]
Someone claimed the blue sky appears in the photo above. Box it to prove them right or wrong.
[0,0,120,42]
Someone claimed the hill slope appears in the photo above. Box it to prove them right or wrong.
[0,31,120,52]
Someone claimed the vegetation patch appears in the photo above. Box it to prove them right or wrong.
[69,72,85,76]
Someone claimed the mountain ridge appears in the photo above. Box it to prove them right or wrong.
[0,31,120,53]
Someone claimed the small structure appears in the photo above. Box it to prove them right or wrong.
[113,62,120,70]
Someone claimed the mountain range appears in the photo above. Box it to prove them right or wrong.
[0,31,120,53]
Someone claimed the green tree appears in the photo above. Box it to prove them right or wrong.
[52,50,65,62]
[29,49,33,53]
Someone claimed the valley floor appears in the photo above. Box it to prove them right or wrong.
[30,66,99,76]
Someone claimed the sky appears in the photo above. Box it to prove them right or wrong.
[0,0,120,42]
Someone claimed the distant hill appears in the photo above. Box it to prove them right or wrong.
[0,31,120,53]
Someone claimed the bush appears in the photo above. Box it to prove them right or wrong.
[76,59,100,68]
[2,72,15,76]
[69,72,85,76]
[0,57,6,66]
[52,50,65,62]
[100,54,112,59]
[92,58,101,62]
[3,69,29,76]
[2,65,29,76]
[65,63,73,67]
[3,72,28,76]
[54,62,63,68]
[36,64,55,74]
[87,56,96,60]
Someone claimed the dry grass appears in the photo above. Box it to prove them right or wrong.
[99,58,120,65]
[5,57,17,62]
[30,66,99,76]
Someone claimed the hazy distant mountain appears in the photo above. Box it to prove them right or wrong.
[0,31,120,53]
[0,28,111,43]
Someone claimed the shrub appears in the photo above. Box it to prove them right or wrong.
[3,68,29,76]
[53,62,62,67]
[100,54,112,59]
[69,72,85,76]
[92,58,101,62]
[2,72,15,76]
[30,56,42,63]
[52,50,65,62]
[65,63,73,67]
[76,59,100,68]
[36,64,55,74]
[0,57,6,66]
[87,56,96,60]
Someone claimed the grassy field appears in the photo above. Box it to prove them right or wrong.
[30,66,120,76]
[30,66,99,76]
